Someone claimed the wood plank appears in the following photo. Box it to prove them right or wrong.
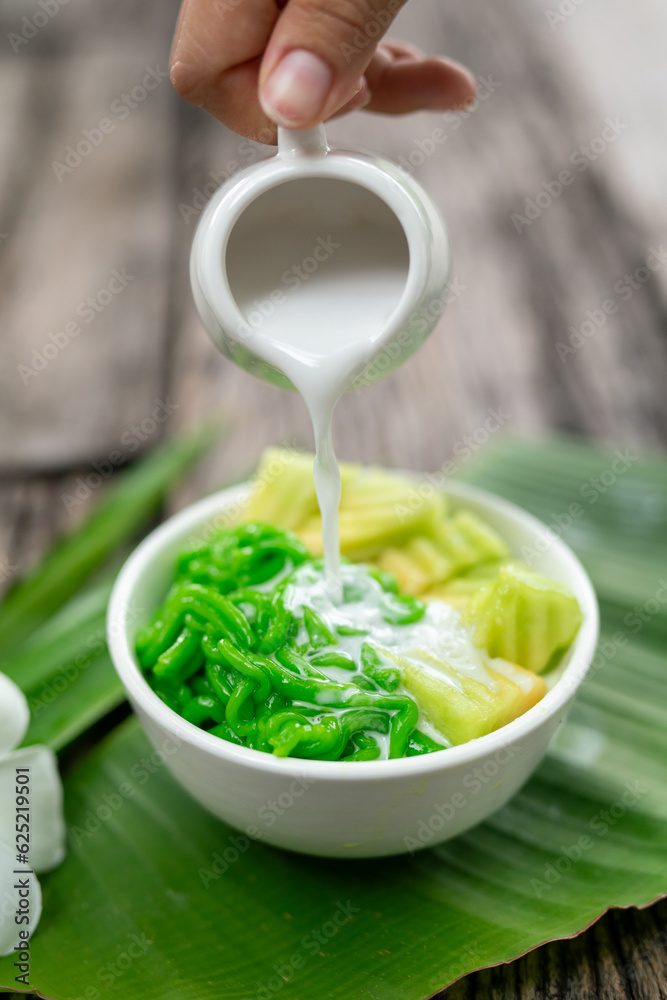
[440,900,667,999]
[0,476,74,601]
[386,0,667,449]
[0,39,176,470]
[541,0,667,247]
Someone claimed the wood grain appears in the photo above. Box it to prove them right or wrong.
[441,900,667,1000]
[0,0,665,995]
[0,6,176,469]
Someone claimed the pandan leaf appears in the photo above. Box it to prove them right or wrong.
[2,578,114,693]
[1,577,126,751]
[0,424,221,655]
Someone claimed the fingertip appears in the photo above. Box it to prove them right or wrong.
[434,56,477,109]
[170,57,204,106]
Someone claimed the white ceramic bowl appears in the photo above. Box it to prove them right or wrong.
[107,480,599,859]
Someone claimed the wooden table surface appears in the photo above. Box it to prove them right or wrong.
[1,0,666,995]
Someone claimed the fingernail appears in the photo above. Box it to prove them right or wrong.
[261,50,333,126]
[352,88,371,111]
[347,80,371,111]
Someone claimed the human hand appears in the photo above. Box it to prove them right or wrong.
[170,0,476,144]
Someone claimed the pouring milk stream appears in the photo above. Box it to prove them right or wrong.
[190,125,451,599]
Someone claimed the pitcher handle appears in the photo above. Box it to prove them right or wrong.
[277,125,328,158]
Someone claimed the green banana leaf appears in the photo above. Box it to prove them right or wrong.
[5,578,126,751]
[0,425,224,751]
[1,437,665,999]
[0,422,220,655]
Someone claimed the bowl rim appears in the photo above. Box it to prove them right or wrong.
[107,477,599,783]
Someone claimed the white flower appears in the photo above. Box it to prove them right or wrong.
[0,671,65,956]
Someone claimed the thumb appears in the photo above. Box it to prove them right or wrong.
[259,0,406,128]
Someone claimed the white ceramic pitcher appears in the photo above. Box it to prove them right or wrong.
[190,124,451,392]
